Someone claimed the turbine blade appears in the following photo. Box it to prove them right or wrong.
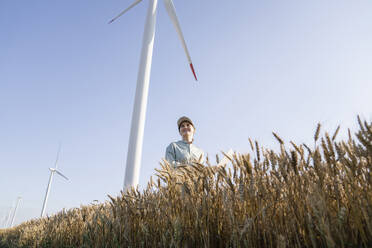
[108,0,143,24]
[55,170,69,181]
[54,142,62,170]
[163,0,198,81]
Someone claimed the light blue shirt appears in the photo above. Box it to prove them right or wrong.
[165,140,205,168]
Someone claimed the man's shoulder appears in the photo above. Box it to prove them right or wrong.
[166,141,180,150]
[166,142,174,150]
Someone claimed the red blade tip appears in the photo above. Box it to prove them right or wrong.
[190,63,198,81]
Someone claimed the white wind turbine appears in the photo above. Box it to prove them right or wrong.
[109,0,198,190]
[5,202,15,228]
[9,197,22,228]
[40,145,69,217]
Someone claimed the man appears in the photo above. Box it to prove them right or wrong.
[165,116,205,168]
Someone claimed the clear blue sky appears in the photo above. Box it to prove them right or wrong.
[1,0,371,226]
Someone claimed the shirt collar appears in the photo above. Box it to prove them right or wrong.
[178,140,192,145]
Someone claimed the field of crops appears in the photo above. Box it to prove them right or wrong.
[1,117,371,247]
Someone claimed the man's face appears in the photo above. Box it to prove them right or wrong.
[179,122,194,137]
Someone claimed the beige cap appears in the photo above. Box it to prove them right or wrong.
[177,116,194,130]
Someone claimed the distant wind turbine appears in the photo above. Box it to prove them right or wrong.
[109,0,198,190]
[9,197,21,228]
[5,204,14,228]
[40,144,69,218]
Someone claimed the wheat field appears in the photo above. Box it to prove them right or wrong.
[1,117,371,247]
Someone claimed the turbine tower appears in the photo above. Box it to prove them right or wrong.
[109,0,198,190]
[5,202,15,228]
[9,197,22,228]
[40,144,69,217]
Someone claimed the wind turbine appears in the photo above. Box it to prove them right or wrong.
[9,197,21,228]
[109,0,198,190]
[40,145,69,218]
[5,203,14,228]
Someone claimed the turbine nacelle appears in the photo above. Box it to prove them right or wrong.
[109,0,198,81]
[49,168,69,181]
